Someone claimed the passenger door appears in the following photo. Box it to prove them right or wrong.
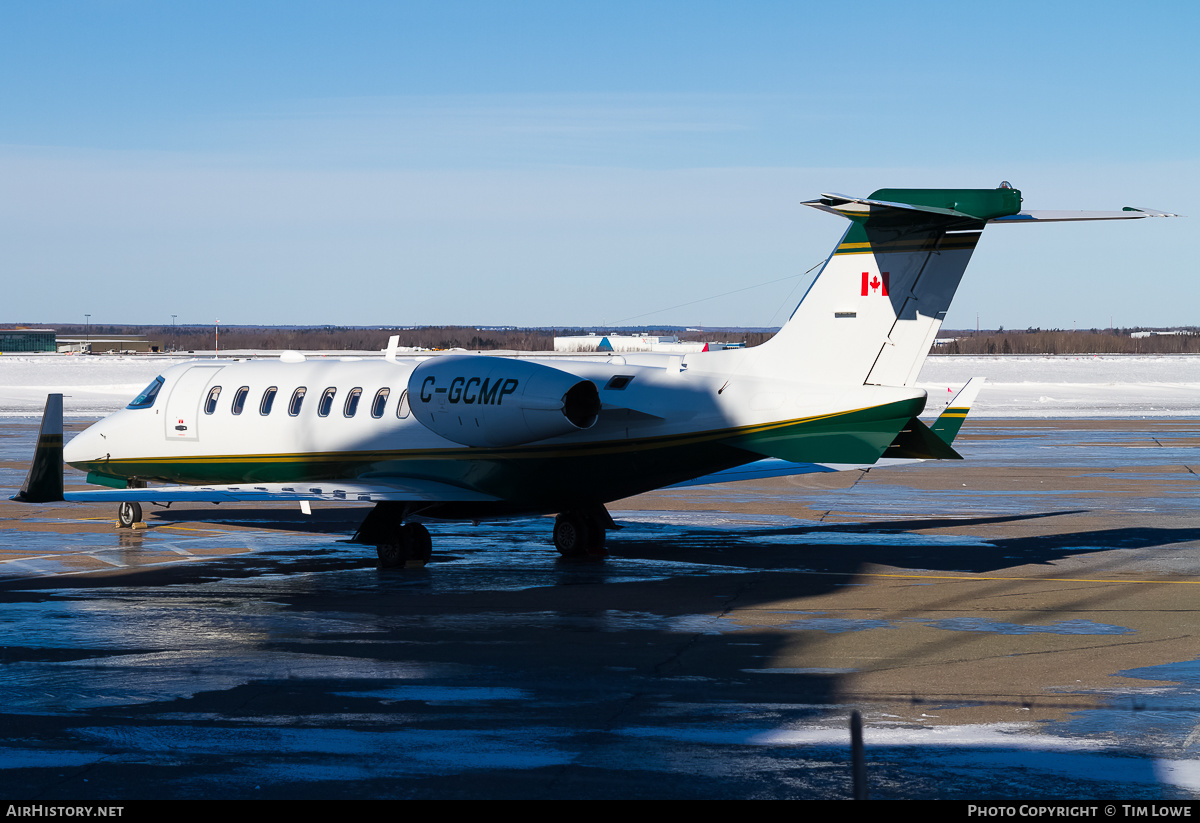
[163,365,224,441]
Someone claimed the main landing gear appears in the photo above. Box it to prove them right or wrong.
[375,522,433,568]
[353,502,618,565]
[352,502,432,568]
[553,506,615,558]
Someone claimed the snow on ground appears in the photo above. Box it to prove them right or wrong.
[1,353,1200,418]
[918,354,1200,418]
[0,355,190,416]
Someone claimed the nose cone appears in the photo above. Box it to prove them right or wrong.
[63,420,111,467]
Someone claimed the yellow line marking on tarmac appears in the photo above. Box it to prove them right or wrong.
[826,570,1200,586]
[67,516,230,535]
[152,525,227,533]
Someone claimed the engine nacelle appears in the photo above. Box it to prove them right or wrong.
[407,356,601,447]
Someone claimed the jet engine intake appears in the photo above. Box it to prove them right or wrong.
[408,356,600,447]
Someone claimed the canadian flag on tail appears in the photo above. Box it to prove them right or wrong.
[861,271,889,297]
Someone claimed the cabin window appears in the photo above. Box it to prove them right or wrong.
[371,388,390,418]
[204,386,222,415]
[288,387,307,416]
[231,386,249,415]
[260,386,278,415]
[396,389,410,419]
[127,376,165,409]
[317,387,336,417]
[344,387,363,417]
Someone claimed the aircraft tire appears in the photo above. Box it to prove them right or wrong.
[376,520,409,568]
[554,511,606,558]
[377,523,432,568]
[376,540,404,568]
[117,501,142,528]
[406,523,432,562]
[553,512,588,556]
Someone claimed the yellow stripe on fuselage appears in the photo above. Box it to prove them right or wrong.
[834,236,981,256]
[81,400,914,471]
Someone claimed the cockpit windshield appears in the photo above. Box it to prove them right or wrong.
[127,376,165,409]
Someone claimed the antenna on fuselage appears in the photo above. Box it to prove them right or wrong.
[385,335,400,362]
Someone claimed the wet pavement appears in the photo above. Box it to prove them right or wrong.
[1,419,1200,799]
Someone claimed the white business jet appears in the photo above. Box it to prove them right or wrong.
[15,185,1176,565]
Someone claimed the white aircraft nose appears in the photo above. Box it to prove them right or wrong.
[63,423,108,466]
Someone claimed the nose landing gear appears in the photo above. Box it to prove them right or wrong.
[117,501,144,529]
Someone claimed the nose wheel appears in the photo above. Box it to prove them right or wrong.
[117,501,143,529]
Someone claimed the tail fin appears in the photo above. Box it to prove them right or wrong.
[744,187,1022,387]
[12,393,64,503]
[734,187,1175,388]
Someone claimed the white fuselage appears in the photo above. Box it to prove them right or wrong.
[62,350,926,513]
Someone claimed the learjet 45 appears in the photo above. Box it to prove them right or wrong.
[15,185,1176,565]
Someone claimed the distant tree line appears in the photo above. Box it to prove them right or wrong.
[8,322,1193,355]
[935,328,1200,355]
[27,324,774,352]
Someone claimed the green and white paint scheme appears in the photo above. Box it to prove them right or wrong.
[42,185,1176,559]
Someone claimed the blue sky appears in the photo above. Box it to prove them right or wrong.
[2,1,1196,330]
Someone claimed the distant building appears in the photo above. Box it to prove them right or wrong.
[1129,330,1189,339]
[55,335,162,353]
[553,333,740,353]
[0,329,56,353]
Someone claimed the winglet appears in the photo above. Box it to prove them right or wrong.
[12,393,65,503]
[929,377,985,444]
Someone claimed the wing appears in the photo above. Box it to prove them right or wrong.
[63,479,499,505]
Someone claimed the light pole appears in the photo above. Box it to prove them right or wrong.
[85,314,90,352]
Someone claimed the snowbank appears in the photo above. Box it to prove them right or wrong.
[2,353,1199,418]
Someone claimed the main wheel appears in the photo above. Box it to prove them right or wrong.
[376,519,409,568]
[377,523,433,568]
[117,501,142,528]
[404,523,433,562]
[376,539,404,568]
[553,512,590,556]
[554,511,606,557]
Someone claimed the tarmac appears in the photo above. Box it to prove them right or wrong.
[1,418,1199,799]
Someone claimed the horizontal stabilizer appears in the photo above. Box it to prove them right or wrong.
[990,207,1179,223]
[804,187,1024,224]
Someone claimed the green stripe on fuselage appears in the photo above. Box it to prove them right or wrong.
[69,397,925,510]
